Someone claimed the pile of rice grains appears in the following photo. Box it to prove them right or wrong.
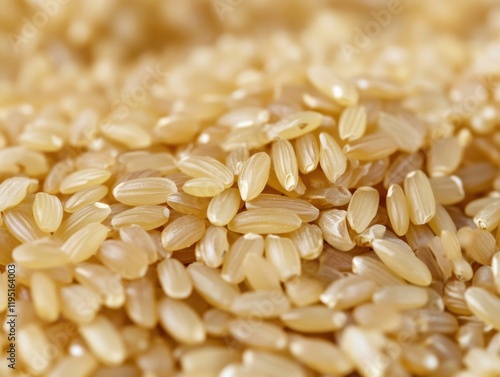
[2,0,500,376]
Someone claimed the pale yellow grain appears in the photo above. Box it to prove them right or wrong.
[386,184,410,236]
[182,177,225,197]
[372,239,432,286]
[161,215,206,252]
[404,170,436,225]
[62,223,109,263]
[271,138,299,191]
[318,132,347,183]
[59,168,112,194]
[338,105,367,141]
[207,188,241,227]
[265,234,301,281]
[228,208,301,234]
[79,315,126,366]
[158,297,206,345]
[64,185,109,213]
[246,194,319,222]
[347,186,379,233]
[294,133,319,174]
[112,177,177,205]
[238,152,271,201]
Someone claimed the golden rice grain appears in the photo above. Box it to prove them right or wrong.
[157,258,193,299]
[307,66,358,106]
[263,111,323,140]
[119,224,157,264]
[373,285,429,310]
[338,105,367,142]
[61,222,109,263]
[195,225,229,268]
[464,287,500,330]
[229,319,287,350]
[64,185,109,213]
[221,233,264,284]
[318,132,347,184]
[55,202,111,241]
[458,227,496,265]
[238,152,271,201]
[30,272,60,323]
[180,346,239,374]
[318,209,355,251]
[404,170,437,225]
[271,138,299,191]
[113,177,177,205]
[46,354,98,377]
[244,253,282,291]
[429,175,465,205]
[125,278,158,329]
[225,146,250,176]
[352,255,406,286]
[158,297,206,345]
[353,303,402,332]
[207,188,241,227]
[96,240,149,279]
[13,239,70,269]
[103,121,152,146]
[228,208,301,234]
[178,155,234,189]
[243,349,306,377]
[75,263,125,309]
[4,208,49,243]
[265,235,301,281]
[182,177,225,197]
[187,262,240,310]
[280,305,346,333]
[59,168,112,195]
[344,132,399,161]
[154,115,200,144]
[384,152,424,188]
[286,223,323,260]
[378,112,425,153]
[167,192,210,218]
[119,152,177,175]
[320,275,377,310]
[0,177,38,212]
[110,205,170,230]
[285,276,323,307]
[386,184,410,236]
[473,200,500,232]
[294,134,319,174]
[372,239,432,286]
[161,215,206,252]
[347,186,379,233]
[231,290,290,318]
[203,308,232,337]
[18,324,53,373]
[79,315,126,366]
[428,204,457,235]
[60,284,101,324]
[427,136,462,177]
[246,194,319,222]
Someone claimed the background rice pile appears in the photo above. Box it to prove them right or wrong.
[2,0,500,376]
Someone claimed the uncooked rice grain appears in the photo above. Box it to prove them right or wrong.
[3,2,500,376]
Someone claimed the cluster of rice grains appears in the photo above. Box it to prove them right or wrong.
[2,0,500,376]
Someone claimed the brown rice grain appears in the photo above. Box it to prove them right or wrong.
[238,152,271,201]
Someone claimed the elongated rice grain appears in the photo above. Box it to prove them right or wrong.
[271,138,299,191]
[158,297,206,345]
[113,177,177,205]
[294,133,319,174]
[206,188,241,227]
[238,152,271,201]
